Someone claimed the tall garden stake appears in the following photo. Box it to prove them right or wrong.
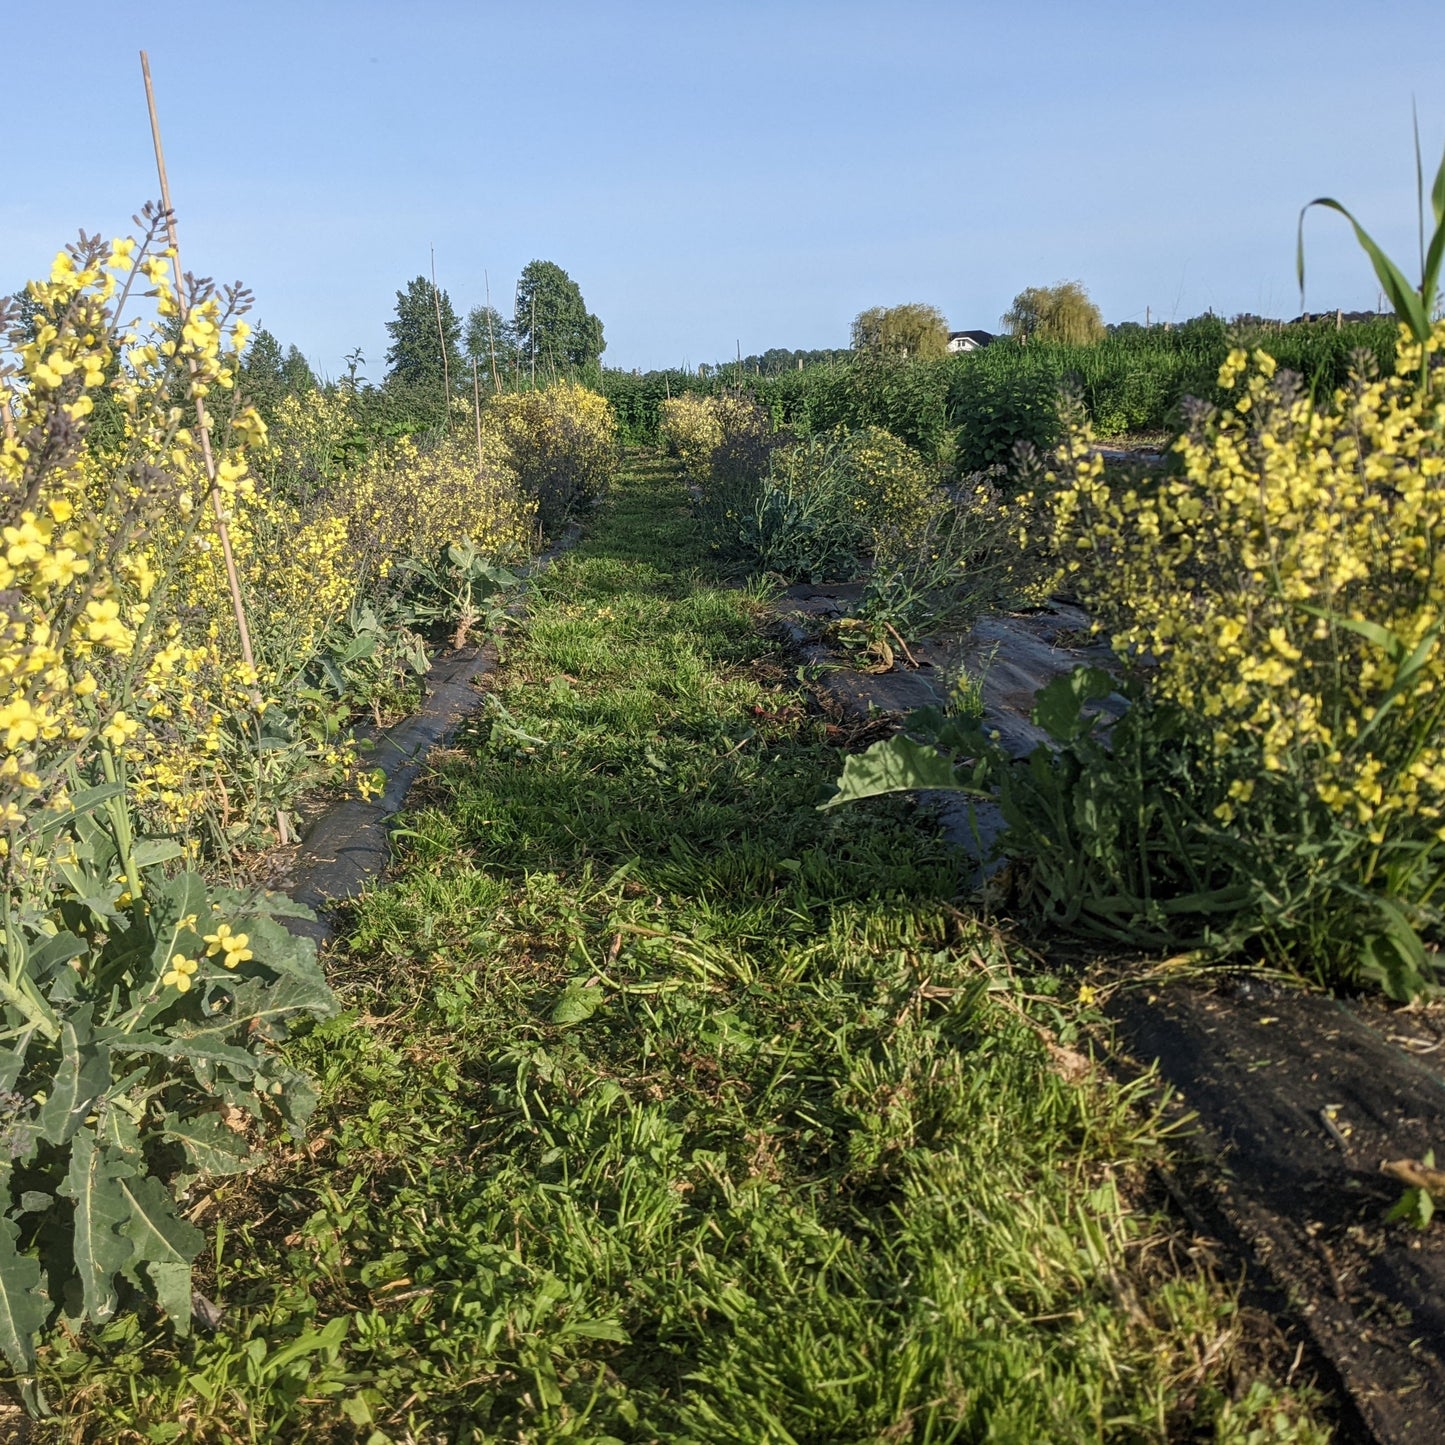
[139,50,255,674]
[431,247,450,416]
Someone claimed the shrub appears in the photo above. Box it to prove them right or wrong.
[861,468,1048,637]
[484,381,617,535]
[727,430,872,581]
[700,421,981,602]
[949,364,1063,476]
[658,392,723,482]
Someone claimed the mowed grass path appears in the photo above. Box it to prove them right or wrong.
[42,458,1328,1442]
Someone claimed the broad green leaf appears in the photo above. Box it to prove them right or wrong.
[146,1021,261,1079]
[98,1100,142,1158]
[39,1009,111,1147]
[57,1128,134,1324]
[131,839,186,870]
[225,972,340,1039]
[0,1217,46,1376]
[163,1110,258,1177]
[31,783,124,840]
[114,1172,202,1336]
[24,931,88,983]
[820,734,978,810]
[1032,666,1115,743]
[551,983,605,1026]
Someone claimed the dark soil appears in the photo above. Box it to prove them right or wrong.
[1111,982,1445,1444]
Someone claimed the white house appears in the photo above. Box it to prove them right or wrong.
[947,330,996,354]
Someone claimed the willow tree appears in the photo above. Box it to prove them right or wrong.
[851,303,950,361]
[1001,281,1105,345]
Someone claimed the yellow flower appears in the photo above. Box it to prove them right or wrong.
[162,952,199,992]
[204,922,253,969]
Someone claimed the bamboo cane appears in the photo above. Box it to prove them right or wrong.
[431,246,450,415]
[139,50,255,674]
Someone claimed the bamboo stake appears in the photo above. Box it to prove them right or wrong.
[472,357,485,475]
[140,50,255,673]
[484,270,500,392]
[430,246,450,413]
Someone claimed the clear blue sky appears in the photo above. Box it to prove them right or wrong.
[4,1,1441,378]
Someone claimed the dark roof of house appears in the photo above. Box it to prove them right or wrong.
[949,329,996,345]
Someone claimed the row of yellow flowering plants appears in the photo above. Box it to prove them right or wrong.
[0,216,614,1399]
[1027,329,1445,994]
[832,323,1445,997]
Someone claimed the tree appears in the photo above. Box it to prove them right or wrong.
[239,327,316,420]
[385,276,464,391]
[850,303,950,362]
[513,261,605,374]
[1001,281,1105,345]
[464,304,515,386]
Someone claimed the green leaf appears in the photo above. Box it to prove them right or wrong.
[145,1021,261,1080]
[57,1128,134,1324]
[1361,897,1438,1003]
[39,1008,111,1147]
[820,734,977,810]
[163,1111,258,1178]
[31,783,125,840]
[0,1217,46,1376]
[1299,196,1430,342]
[225,971,340,1039]
[1031,666,1115,743]
[25,931,88,983]
[551,983,605,1026]
[114,1172,202,1336]
[1299,607,1405,663]
[131,839,186,870]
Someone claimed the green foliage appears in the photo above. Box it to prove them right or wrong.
[829,663,1445,998]
[237,328,315,423]
[861,472,1044,636]
[1299,125,1445,386]
[1002,280,1106,345]
[1386,1152,1439,1229]
[463,304,515,384]
[396,537,520,647]
[950,363,1063,474]
[603,316,1398,476]
[383,276,464,393]
[37,459,1329,1440]
[699,422,946,587]
[851,302,950,361]
[513,260,605,373]
[1,800,336,1396]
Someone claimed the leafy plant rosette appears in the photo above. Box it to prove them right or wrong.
[1,832,335,1404]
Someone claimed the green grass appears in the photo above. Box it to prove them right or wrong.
[31,458,1329,1443]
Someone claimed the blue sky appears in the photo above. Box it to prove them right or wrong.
[4,1,1441,377]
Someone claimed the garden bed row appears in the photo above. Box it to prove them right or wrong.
[776,582,1445,1444]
